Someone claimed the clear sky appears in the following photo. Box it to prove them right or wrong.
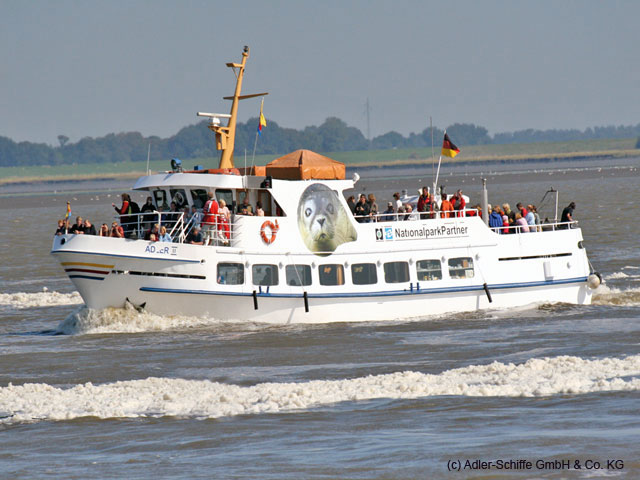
[2,0,638,145]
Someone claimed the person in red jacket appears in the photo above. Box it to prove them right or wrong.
[417,187,433,219]
[112,193,131,236]
[440,194,454,218]
[202,191,219,245]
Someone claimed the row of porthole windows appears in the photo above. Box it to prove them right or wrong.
[216,257,475,286]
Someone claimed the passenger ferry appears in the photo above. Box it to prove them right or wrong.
[51,47,601,324]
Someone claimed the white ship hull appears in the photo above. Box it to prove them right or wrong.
[51,217,593,324]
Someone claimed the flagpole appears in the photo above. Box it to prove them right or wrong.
[251,131,259,169]
[434,155,443,197]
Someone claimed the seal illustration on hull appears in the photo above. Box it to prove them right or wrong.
[297,183,357,256]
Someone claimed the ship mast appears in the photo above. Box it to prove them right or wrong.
[198,46,268,169]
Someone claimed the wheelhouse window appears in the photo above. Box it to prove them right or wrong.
[153,190,169,210]
[252,264,279,286]
[448,257,474,279]
[217,262,244,285]
[416,260,442,281]
[351,263,378,285]
[319,264,345,286]
[190,189,208,209]
[384,261,410,283]
[169,189,188,209]
[216,189,233,211]
[286,265,312,286]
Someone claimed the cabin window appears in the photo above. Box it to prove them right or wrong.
[286,265,312,286]
[351,263,378,285]
[252,264,279,286]
[190,189,208,209]
[169,189,188,209]
[257,189,273,216]
[319,264,345,286]
[448,257,474,279]
[416,260,442,281]
[153,190,169,210]
[384,261,410,283]
[217,262,244,285]
[216,189,233,211]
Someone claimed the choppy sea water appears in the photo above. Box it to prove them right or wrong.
[1,157,639,479]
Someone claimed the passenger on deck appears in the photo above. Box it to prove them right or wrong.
[145,223,159,241]
[158,225,172,242]
[393,192,402,211]
[560,202,576,229]
[452,189,466,217]
[55,219,67,235]
[112,194,131,235]
[367,194,379,222]
[83,219,97,235]
[515,213,530,233]
[255,201,265,217]
[110,221,125,238]
[237,197,253,215]
[186,226,204,245]
[417,187,433,219]
[218,200,231,244]
[347,195,356,214]
[489,206,503,232]
[141,196,155,227]
[502,203,516,226]
[440,194,454,218]
[70,216,85,234]
[99,223,109,237]
[405,204,419,221]
[381,202,395,222]
[354,194,370,223]
[529,205,541,231]
[190,205,202,229]
[202,192,219,242]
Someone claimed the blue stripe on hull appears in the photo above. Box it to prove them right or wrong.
[139,276,587,299]
[68,274,105,281]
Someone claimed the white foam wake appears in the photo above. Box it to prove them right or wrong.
[592,284,640,306]
[1,355,638,424]
[0,289,82,309]
[56,304,228,335]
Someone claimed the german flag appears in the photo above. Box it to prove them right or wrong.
[441,132,460,158]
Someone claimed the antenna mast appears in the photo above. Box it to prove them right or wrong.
[197,46,268,169]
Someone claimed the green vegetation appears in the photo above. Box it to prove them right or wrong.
[1,137,637,185]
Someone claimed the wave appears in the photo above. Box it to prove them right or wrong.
[1,354,638,424]
[592,284,640,306]
[56,303,238,335]
[0,289,82,309]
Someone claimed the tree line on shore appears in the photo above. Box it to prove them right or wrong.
[1,117,639,167]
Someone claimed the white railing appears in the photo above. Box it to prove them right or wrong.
[353,208,480,223]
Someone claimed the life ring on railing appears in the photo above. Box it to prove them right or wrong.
[260,220,279,244]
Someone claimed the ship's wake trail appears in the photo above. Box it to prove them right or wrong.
[56,304,228,335]
[1,355,638,424]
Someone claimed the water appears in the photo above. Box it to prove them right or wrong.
[1,157,639,478]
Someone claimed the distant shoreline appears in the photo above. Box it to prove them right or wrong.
[1,148,638,186]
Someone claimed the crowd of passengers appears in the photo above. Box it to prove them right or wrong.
[55,188,577,241]
[347,188,479,223]
[346,187,576,234]
[54,191,283,245]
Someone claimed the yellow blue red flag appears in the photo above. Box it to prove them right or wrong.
[258,98,267,135]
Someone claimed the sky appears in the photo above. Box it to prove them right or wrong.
[1,0,639,146]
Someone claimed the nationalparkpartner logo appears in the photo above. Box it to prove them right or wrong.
[376,224,469,241]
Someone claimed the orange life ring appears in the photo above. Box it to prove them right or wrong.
[260,220,279,244]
